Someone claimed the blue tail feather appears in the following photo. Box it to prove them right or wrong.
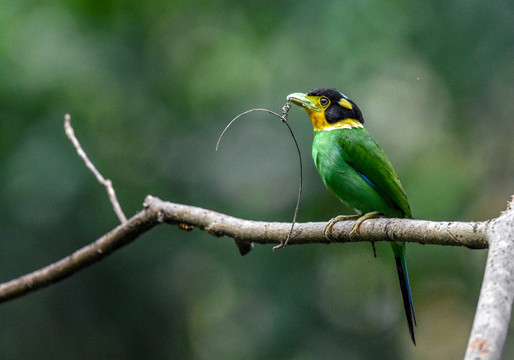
[391,242,416,345]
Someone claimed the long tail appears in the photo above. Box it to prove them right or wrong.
[390,241,416,345]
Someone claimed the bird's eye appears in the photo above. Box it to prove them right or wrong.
[320,97,329,106]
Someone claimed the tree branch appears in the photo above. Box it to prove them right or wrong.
[0,195,492,304]
[465,196,514,360]
[0,198,160,303]
[151,196,489,249]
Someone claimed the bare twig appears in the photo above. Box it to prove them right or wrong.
[64,114,127,223]
[465,196,514,360]
[0,195,493,304]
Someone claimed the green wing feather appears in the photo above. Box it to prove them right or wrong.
[336,128,411,218]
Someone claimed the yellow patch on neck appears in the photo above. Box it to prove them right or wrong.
[307,111,327,130]
[308,111,363,131]
[322,118,363,131]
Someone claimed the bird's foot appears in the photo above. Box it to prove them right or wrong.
[323,214,361,241]
[324,211,382,243]
[349,211,382,237]
[350,211,382,256]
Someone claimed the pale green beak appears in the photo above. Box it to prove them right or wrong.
[287,92,317,111]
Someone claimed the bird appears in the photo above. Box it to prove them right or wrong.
[287,88,416,345]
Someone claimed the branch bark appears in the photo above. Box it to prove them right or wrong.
[0,195,491,304]
[465,197,514,360]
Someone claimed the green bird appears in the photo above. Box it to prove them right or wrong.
[287,88,416,345]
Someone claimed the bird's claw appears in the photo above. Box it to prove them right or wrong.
[323,214,362,241]
[349,223,361,238]
[323,211,382,242]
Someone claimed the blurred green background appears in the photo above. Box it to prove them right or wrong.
[0,0,513,359]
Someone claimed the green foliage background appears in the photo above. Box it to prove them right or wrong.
[0,1,513,359]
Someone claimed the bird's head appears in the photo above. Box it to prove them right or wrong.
[287,88,364,131]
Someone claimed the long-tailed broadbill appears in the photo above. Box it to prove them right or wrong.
[287,88,416,344]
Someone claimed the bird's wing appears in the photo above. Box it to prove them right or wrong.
[338,128,411,218]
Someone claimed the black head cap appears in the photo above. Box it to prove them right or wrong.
[307,88,364,124]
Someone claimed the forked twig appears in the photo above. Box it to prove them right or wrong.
[64,114,127,223]
[216,102,302,250]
